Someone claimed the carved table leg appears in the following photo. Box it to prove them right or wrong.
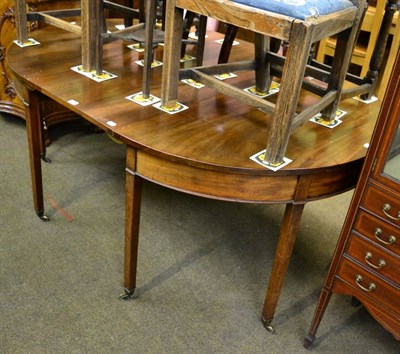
[26,89,49,221]
[120,146,143,299]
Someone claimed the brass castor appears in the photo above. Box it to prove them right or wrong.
[303,334,316,349]
[119,288,135,300]
[37,211,50,222]
[261,316,276,334]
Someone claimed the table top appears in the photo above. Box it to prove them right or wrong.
[8,26,381,177]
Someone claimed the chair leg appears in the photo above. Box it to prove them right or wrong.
[123,0,135,27]
[180,11,196,59]
[254,33,270,95]
[265,22,313,166]
[361,0,398,100]
[195,15,207,66]
[81,0,104,74]
[142,0,157,99]
[320,5,364,120]
[218,25,238,64]
[15,0,29,44]
[161,1,184,109]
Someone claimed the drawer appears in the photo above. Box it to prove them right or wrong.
[337,257,400,315]
[354,211,400,256]
[361,184,400,227]
[346,233,400,285]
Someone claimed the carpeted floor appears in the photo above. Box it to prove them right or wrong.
[1,113,398,353]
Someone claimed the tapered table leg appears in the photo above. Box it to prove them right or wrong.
[261,202,305,333]
[120,146,143,299]
[26,89,49,221]
[304,289,333,348]
[261,175,312,332]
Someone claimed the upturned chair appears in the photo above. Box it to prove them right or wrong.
[160,0,366,168]
[14,0,207,102]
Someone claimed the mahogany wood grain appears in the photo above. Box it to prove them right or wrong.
[8,26,382,331]
[26,89,46,218]
[124,147,142,293]
[336,258,400,314]
[361,184,400,227]
[345,233,400,284]
[354,211,400,255]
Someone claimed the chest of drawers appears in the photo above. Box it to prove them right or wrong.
[304,50,400,348]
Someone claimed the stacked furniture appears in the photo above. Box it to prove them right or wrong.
[160,0,377,167]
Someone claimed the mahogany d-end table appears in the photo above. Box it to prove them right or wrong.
[7,26,382,333]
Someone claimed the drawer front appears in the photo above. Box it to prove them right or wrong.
[354,211,400,256]
[337,258,400,315]
[346,233,400,284]
[361,185,400,227]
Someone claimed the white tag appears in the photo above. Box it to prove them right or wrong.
[67,99,79,106]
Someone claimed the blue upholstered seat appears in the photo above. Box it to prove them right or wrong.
[231,0,356,20]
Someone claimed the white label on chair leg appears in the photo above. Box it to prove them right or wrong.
[250,150,292,171]
[127,43,145,52]
[310,116,343,128]
[153,101,189,115]
[215,38,239,46]
[310,109,347,129]
[135,60,163,68]
[126,92,161,106]
[353,95,378,104]
[244,81,280,98]
[71,65,117,82]
[67,99,79,106]
[13,38,40,47]
[214,73,237,81]
[182,79,205,89]
[180,54,196,63]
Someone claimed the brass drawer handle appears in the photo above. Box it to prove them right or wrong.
[365,252,386,269]
[374,228,397,245]
[382,203,400,221]
[355,275,376,292]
